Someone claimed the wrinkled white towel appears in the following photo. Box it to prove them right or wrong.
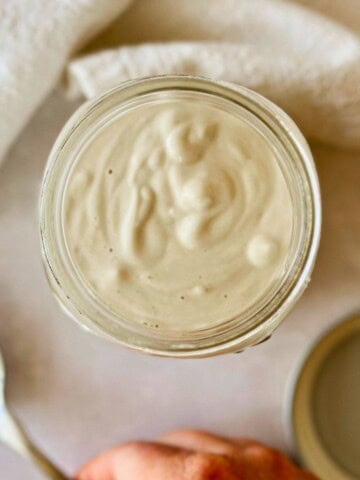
[1,0,360,163]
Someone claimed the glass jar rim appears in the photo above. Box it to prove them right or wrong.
[40,75,321,357]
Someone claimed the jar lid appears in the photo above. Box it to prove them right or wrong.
[288,314,360,479]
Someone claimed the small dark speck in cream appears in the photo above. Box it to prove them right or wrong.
[109,248,113,252]
[224,294,228,299]
[180,296,185,300]
[108,169,113,175]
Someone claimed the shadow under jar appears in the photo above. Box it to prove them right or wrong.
[40,76,321,358]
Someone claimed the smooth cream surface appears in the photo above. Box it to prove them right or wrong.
[64,99,293,330]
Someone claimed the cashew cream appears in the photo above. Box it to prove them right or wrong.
[64,99,293,330]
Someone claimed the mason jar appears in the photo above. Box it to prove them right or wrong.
[39,75,321,358]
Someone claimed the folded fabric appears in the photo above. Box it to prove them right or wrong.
[0,0,131,162]
[1,0,360,164]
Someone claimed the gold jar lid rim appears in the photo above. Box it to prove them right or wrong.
[289,314,360,480]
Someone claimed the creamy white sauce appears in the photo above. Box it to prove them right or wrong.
[64,99,293,330]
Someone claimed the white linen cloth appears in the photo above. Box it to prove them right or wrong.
[0,0,360,164]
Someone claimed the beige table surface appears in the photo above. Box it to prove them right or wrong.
[0,92,359,479]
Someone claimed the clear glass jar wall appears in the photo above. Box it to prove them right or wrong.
[40,76,321,357]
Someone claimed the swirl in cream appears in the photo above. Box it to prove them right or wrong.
[64,99,293,330]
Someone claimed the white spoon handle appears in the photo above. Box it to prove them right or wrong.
[0,408,68,480]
